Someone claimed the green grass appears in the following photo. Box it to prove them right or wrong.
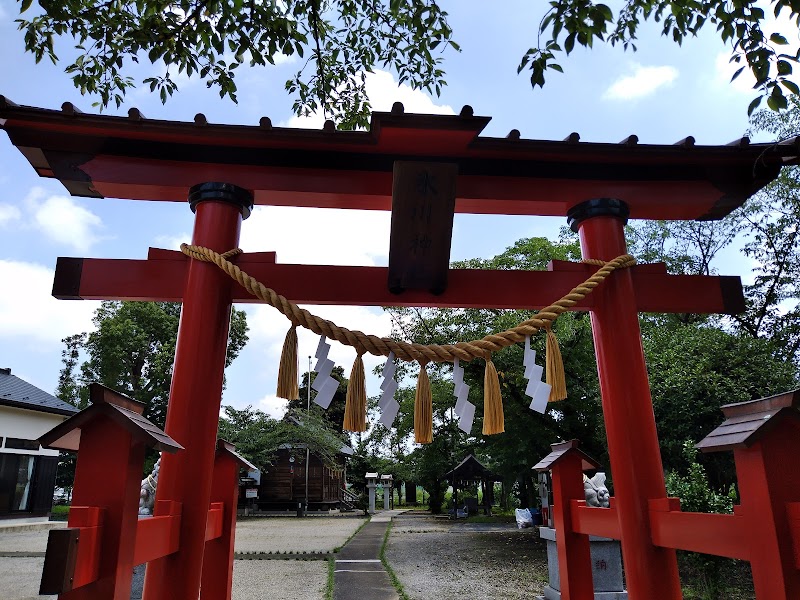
[465,514,515,524]
[50,505,70,521]
[379,521,410,600]
[332,514,371,553]
[325,556,335,600]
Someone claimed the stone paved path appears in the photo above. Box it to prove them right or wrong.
[333,510,404,600]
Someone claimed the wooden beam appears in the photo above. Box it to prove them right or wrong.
[52,255,744,314]
[569,499,621,539]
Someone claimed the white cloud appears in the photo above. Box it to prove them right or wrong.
[281,69,455,128]
[153,232,191,250]
[714,52,757,95]
[258,393,290,419]
[603,64,679,100]
[25,188,105,252]
[240,205,390,266]
[0,203,21,227]
[0,260,98,348]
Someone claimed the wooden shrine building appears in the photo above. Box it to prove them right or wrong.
[3,95,800,600]
[254,441,353,511]
[444,454,501,516]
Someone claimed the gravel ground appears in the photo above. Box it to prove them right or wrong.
[385,514,548,600]
[0,557,54,600]
[234,515,367,553]
[232,559,327,600]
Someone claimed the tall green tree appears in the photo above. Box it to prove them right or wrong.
[16,1,799,122]
[58,300,249,427]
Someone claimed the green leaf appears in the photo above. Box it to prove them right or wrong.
[747,95,762,116]
[20,0,33,13]
[770,33,789,45]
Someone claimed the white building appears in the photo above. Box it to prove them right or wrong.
[0,368,77,522]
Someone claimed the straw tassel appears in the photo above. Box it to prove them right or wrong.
[343,353,367,432]
[414,362,433,444]
[482,357,504,435]
[545,323,568,401]
[276,325,299,400]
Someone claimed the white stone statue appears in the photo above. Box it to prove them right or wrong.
[583,472,610,508]
[138,457,161,516]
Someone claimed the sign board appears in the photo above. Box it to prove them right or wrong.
[245,488,258,499]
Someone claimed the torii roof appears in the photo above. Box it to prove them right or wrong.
[39,383,183,454]
[533,440,601,472]
[1,97,797,221]
[696,389,800,453]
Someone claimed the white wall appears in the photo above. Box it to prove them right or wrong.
[0,405,68,457]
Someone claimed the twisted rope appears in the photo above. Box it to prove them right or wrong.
[180,244,635,364]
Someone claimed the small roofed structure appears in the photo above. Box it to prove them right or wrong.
[533,440,601,473]
[444,454,502,516]
[696,389,800,453]
[39,383,183,454]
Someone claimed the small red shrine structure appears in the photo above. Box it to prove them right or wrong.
[3,95,800,599]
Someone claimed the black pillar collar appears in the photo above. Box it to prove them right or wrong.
[566,198,630,232]
[188,182,254,220]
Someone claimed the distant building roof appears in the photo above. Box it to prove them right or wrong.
[444,454,502,482]
[0,368,79,417]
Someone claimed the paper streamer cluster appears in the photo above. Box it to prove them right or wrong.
[311,334,550,435]
[311,336,339,409]
[378,352,400,427]
[452,359,476,433]
[524,336,551,414]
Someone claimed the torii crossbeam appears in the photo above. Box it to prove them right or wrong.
[3,97,798,600]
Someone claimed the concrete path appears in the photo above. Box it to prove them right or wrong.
[333,510,404,600]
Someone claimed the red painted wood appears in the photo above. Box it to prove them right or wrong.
[648,507,750,560]
[787,502,800,569]
[63,257,740,314]
[569,500,621,540]
[201,454,241,600]
[550,454,594,600]
[204,503,224,542]
[62,416,145,600]
[576,215,682,600]
[133,509,181,566]
[142,200,243,600]
[733,425,800,600]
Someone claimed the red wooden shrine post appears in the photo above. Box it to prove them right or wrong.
[37,384,183,599]
[143,183,253,600]
[534,441,601,600]
[568,199,682,599]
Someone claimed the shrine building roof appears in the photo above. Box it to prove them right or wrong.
[2,97,799,221]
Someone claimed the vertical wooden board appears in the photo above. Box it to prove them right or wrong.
[388,161,458,294]
[39,528,80,595]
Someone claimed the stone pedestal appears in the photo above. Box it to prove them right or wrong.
[538,526,627,600]
[367,484,376,512]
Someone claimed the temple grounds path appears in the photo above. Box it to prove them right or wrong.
[0,513,551,600]
[0,514,367,600]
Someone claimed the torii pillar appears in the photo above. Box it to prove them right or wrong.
[143,183,253,600]
[568,198,682,599]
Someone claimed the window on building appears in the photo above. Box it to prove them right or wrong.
[5,438,40,451]
[0,454,35,513]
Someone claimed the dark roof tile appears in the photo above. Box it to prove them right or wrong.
[0,369,78,416]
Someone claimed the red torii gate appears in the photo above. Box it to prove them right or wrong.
[2,96,798,600]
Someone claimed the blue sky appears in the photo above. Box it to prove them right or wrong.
[0,1,783,417]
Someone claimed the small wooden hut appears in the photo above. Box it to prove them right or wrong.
[444,454,502,516]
